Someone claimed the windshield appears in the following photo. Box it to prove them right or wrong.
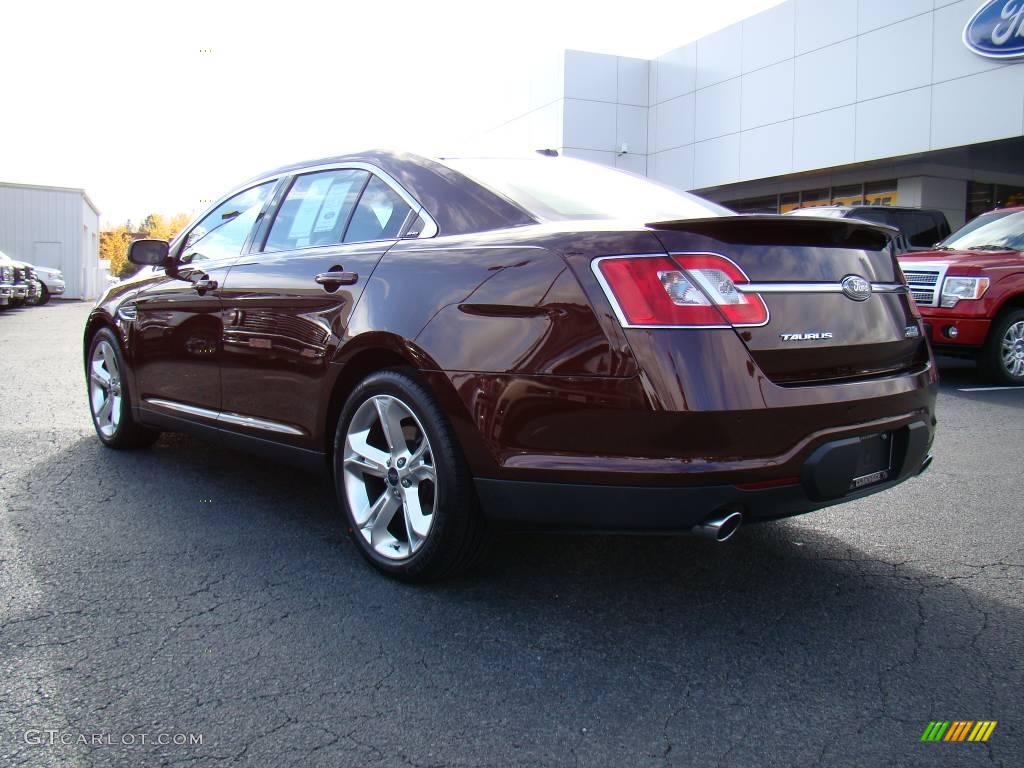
[443,157,730,222]
[938,210,1024,251]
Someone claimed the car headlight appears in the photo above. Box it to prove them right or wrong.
[940,276,990,308]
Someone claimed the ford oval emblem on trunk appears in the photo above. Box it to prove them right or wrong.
[963,1,1024,59]
[841,275,872,301]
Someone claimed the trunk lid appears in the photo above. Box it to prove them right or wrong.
[646,216,927,384]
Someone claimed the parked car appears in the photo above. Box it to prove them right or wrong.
[786,205,951,253]
[0,253,14,307]
[28,264,65,304]
[0,251,39,307]
[899,206,1024,384]
[84,151,936,581]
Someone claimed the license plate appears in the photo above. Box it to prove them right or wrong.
[849,432,893,491]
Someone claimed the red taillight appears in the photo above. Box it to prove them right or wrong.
[594,253,768,328]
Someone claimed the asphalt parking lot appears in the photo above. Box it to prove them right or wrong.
[1,300,1021,768]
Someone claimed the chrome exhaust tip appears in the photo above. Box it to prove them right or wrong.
[918,454,934,475]
[691,510,743,542]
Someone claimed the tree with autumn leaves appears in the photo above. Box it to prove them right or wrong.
[101,212,191,277]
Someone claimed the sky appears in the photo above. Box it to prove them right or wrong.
[1,0,784,227]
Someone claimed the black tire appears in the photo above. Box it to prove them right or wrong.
[35,285,50,305]
[86,327,161,448]
[333,369,490,582]
[979,308,1024,386]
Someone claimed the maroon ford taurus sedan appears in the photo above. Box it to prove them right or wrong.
[84,151,936,580]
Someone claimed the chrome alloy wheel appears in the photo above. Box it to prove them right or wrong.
[1001,320,1024,378]
[89,339,123,438]
[342,395,437,560]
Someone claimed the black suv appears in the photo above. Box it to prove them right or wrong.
[786,206,951,254]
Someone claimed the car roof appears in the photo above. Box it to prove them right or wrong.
[245,149,537,237]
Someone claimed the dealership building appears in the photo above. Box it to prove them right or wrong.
[492,0,1024,229]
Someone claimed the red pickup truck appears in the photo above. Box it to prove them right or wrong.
[899,206,1024,385]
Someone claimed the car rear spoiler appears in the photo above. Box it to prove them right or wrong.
[646,214,898,250]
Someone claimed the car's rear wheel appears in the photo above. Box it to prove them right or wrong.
[35,285,50,305]
[980,308,1024,386]
[87,328,161,448]
[333,369,489,582]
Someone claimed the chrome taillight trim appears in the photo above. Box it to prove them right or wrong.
[736,282,908,294]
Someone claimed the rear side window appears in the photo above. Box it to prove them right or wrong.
[894,211,944,248]
[264,169,369,252]
[344,177,412,243]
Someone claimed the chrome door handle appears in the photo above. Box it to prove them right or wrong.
[193,278,218,293]
[314,271,358,286]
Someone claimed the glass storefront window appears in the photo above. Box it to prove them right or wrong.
[800,189,829,208]
[779,193,800,214]
[864,180,897,206]
[831,185,863,206]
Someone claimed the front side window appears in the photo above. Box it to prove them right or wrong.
[444,157,730,222]
[264,169,369,252]
[344,177,413,243]
[180,181,276,264]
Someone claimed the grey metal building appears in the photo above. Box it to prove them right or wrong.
[0,181,103,300]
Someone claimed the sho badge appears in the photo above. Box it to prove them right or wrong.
[780,331,834,341]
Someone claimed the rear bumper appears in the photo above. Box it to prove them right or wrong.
[477,420,933,530]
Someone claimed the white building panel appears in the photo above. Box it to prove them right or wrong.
[855,87,932,161]
[652,93,695,153]
[741,1,795,73]
[649,145,695,190]
[794,0,857,55]
[792,105,857,171]
[653,44,697,105]
[856,14,933,101]
[693,134,740,188]
[695,78,741,142]
[564,50,618,102]
[931,66,1024,150]
[695,24,743,89]
[741,59,794,130]
[856,0,932,34]
[615,153,647,175]
[616,104,648,155]
[932,0,1010,82]
[794,39,857,116]
[740,121,794,181]
[563,98,617,151]
[617,57,649,107]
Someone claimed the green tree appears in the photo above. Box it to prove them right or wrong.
[100,212,191,278]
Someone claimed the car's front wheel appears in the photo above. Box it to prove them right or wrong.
[980,308,1024,385]
[35,285,50,305]
[333,369,489,582]
[87,328,160,448]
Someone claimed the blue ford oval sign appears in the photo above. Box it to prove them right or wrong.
[963,1,1024,58]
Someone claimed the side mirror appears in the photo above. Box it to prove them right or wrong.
[129,239,170,267]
